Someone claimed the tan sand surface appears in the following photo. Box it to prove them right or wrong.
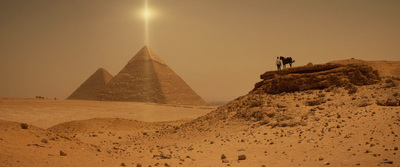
[0,99,214,129]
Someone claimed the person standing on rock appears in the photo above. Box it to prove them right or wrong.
[276,56,282,71]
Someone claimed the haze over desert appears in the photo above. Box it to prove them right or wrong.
[1,1,400,167]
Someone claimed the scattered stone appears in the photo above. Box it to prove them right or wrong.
[305,99,324,106]
[120,162,126,166]
[307,139,315,143]
[387,98,400,106]
[20,123,28,129]
[384,78,397,88]
[346,84,358,94]
[221,154,227,160]
[153,153,172,159]
[238,154,246,160]
[60,151,67,156]
[323,161,330,165]
[358,102,371,107]
[41,139,48,144]
[27,143,44,147]
[377,97,400,106]
[380,159,393,165]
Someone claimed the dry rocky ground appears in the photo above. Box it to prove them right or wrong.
[0,59,399,167]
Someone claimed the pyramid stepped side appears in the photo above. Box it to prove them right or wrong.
[146,46,206,105]
[68,68,113,100]
[152,60,207,106]
[97,46,166,103]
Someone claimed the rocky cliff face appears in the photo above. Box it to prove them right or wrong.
[186,62,399,130]
[252,63,380,94]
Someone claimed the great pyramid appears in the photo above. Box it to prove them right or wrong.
[97,45,207,106]
[68,68,113,100]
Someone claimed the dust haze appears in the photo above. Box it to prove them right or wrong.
[1,0,400,102]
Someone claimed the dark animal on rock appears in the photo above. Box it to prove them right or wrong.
[280,56,295,68]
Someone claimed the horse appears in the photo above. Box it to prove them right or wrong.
[279,56,295,68]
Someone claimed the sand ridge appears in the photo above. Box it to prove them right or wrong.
[0,99,214,129]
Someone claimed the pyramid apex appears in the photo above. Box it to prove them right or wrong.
[97,68,106,72]
[141,45,152,51]
[128,46,165,65]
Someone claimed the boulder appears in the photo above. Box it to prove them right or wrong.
[238,154,246,160]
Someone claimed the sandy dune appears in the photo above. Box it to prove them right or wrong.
[1,59,399,167]
[0,99,214,129]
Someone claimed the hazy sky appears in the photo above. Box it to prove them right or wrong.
[1,0,399,102]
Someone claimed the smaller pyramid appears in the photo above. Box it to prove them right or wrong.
[68,68,113,100]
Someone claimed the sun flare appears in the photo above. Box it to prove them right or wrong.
[143,9,150,19]
[144,0,149,45]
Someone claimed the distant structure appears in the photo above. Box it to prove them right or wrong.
[95,45,207,106]
[68,68,113,100]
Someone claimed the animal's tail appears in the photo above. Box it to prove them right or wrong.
[293,60,295,63]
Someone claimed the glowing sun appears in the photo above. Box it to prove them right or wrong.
[143,9,150,19]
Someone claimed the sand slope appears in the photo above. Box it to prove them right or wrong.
[0,99,213,129]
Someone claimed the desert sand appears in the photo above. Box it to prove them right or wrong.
[1,59,399,167]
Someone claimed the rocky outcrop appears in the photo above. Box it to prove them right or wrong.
[376,92,400,106]
[184,63,386,129]
[252,63,380,94]
[181,62,398,130]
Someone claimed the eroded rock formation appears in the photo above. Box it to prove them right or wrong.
[252,63,380,94]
